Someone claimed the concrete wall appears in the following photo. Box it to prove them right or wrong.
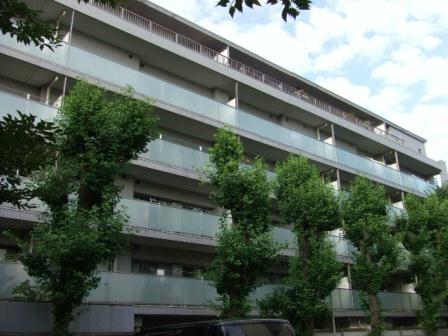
[71,30,139,71]
[387,125,426,156]
[0,300,134,335]
[140,62,213,98]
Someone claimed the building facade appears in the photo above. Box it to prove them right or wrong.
[0,0,447,334]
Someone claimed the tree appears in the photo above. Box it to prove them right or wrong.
[14,80,158,336]
[205,128,279,318]
[259,155,341,336]
[342,177,401,336]
[217,0,312,21]
[0,111,56,208]
[0,0,117,50]
[0,0,118,207]
[398,189,448,336]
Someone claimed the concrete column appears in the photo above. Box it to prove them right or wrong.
[347,264,353,289]
[394,150,400,171]
[62,10,75,102]
[44,76,59,104]
[234,81,239,109]
[439,160,448,185]
[401,190,406,208]
[330,122,336,146]
[332,312,337,336]
[336,168,342,191]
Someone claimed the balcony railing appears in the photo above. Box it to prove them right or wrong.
[89,1,404,146]
[0,261,424,312]
[330,288,422,312]
[0,39,435,195]
[122,197,297,249]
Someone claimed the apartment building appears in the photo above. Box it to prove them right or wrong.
[0,0,447,334]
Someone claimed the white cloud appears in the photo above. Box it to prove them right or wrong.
[390,104,448,163]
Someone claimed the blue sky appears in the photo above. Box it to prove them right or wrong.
[150,0,448,165]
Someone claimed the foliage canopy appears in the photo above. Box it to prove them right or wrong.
[205,128,279,318]
[398,188,448,335]
[0,111,56,208]
[342,177,401,336]
[217,0,312,21]
[259,155,341,336]
[0,0,117,50]
[14,80,157,335]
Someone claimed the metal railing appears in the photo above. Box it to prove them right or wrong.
[90,1,405,146]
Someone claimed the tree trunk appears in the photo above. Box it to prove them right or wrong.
[78,184,102,210]
[227,291,243,319]
[304,318,315,336]
[300,235,315,336]
[52,307,71,336]
[368,293,382,336]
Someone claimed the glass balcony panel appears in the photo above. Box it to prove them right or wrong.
[339,289,355,310]
[409,292,421,310]
[379,291,403,311]
[120,198,220,238]
[328,235,349,257]
[218,103,238,126]
[330,290,342,310]
[159,276,186,305]
[251,284,279,302]
[273,227,295,249]
[0,34,67,65]
[90,272,163,304]
[181,277,209,306]
[69,47,139,88]
[0,34,436,195]
[161,140,184,169]
[352,289,363,310]
[201,214,221,237]
[0,262,425,312]
[198,96,221,121]
[0,91,57,120]
[0,261,29,298]
[138,73,164,102]
[237,111,267,138]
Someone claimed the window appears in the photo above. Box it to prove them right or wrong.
[131,259,204,279]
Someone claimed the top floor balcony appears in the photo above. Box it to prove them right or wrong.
[88,1,408,149]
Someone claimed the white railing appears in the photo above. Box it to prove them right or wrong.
[90,1,405,146]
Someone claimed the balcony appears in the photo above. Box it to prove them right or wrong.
[88,1,405,147]
[330,288,422,312]
[0,261,423,312]
[122,197,297,249]
[0,40,435,196]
